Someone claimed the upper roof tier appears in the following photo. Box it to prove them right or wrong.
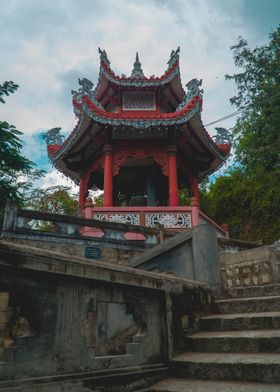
[93,47,185,111]
[44,48,232,183]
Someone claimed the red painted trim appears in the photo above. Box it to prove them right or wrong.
[83,95,201,121]
[167,146,179,206]
[199,210,227,235]
[103,145,114,207]
[92,206,193,212]
[124,232,146,241]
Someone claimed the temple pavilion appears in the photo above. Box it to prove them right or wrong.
[45,48,231,235]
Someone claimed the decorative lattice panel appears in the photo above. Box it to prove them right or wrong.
[145,213,192,229]
[93,213,140,226]
[122,91,156,111]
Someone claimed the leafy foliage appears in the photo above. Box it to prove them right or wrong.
[0,81,19,104]
[0,83,44,224]
[27,186,78,216]
[203,27,280,243]
[225,28,280,172]
[25,186,78,231]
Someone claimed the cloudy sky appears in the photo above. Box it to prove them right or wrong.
[1,0,279,190]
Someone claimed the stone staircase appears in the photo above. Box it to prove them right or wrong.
[144,284,280,391]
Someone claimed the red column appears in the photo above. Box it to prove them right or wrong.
[167,145,179,207]
[103,144,114,207]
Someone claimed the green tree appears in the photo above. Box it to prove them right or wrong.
[204,27,280,243]
[225,28,280,172]
[27,186,78,215]
[0,82,44,224]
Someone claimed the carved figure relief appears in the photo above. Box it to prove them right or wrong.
[112,147,168,176]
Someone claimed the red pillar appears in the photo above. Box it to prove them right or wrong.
[103,144,114,207]
[167,145,179,207]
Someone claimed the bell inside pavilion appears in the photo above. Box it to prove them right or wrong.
[45,48,231,235]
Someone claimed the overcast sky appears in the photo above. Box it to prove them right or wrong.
[1,0,279,190]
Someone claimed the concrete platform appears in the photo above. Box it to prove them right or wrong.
[143,378,280,391]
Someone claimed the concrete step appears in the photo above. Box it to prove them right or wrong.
[171,352,280,383]
[214,295,280,314]
[201,311,280,331]
[224,284,280,299]
[142,378,280,391]
[186,329,280,353]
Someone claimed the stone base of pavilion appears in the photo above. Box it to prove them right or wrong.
[80,198,229,239]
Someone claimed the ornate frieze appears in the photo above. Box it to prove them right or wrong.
[112,147,168,176]
[93,213,140,226]
[122,91,156,111]
[146,213,192,228]
[112,127,167,139]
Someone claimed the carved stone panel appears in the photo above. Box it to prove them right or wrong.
[146,213,192,229]
[93,213,140,226]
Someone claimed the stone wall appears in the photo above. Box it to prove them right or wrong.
[221,245,280,290]
[0,240,212,391]
[1,204,175,267]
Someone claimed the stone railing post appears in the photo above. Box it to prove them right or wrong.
[191,196,200,227]
[221,223,230,239]
[83,198,94,219]
[2,203,17,231]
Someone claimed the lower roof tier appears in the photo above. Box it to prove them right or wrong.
[47,108,230,187]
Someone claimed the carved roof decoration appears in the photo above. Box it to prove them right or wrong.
[130,53,145,79]
[95,47,183,87]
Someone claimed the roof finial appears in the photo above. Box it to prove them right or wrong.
[130,52,145,78]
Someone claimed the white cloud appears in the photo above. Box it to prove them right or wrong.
[0,0,270,187]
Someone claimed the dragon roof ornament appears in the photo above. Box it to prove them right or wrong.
[176,78,203,112]
[213,127,233,145]
[43,127,64,146]
[98,47,110,67]
[167,46,180,69]
[71,78,104,117]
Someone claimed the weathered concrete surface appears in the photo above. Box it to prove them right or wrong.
[186,329,280,353]
[0,364,168,392]
[221,246,280,290]
[2,234,150,266]
[214,294,280,313]
[1,204,176,267]
[159,277,280,387]
[129,224,221,288]
[142,378,280,391]
[200,311,280,331]
[225,283,280,299]
[0,239,212,391]
[171,352,280,383]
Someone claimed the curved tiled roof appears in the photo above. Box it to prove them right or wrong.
[45,49,231,181]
